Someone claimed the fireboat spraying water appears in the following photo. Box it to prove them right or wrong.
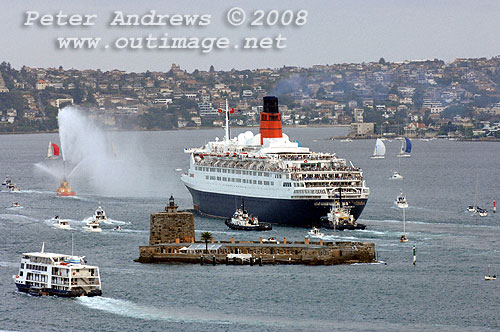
[56,177,75,197]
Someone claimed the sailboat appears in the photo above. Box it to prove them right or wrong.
[485,264,496,281]
[469,174,488,217]
[397,137,412,158]
[397,193,408,242]
[47,141,60,159]
[371,138,386,159]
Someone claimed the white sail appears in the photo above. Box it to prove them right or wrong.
[47,141,53,158]
[371,138,386,158]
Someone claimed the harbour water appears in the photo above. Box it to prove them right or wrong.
[1,127,499,331]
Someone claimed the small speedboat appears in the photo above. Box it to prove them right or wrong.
[400,235,408,242]
[390,171,403,180]
[11,202,21,208]
[83,221,102,233]
[113,225,122,231]
[52,216,71,230]
[395,193,408,209]
[307,227,325,238]
[7,182,20,192]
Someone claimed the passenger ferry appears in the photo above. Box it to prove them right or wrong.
[12,243,102,297]
[181,96,370,227]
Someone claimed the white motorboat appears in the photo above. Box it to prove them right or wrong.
[11,202,22,208]
[307,227,325,238]
[92,204,108,223]
[398,194,409,242]
[12,242,102,297]
[371,138,386,159]
[390,171,403,180]
[395,193,409,209]
[113,225,122,231]
[7,182,20,192]
[83,221,102,233]
[340,138,353,142]
[52,216,71,230]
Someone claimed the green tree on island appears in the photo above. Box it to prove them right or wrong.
[201,232,212,254]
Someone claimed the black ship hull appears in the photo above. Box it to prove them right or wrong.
[186,186,368,227]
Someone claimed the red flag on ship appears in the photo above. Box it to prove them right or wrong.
[218,109,222,113]
[230,108,235,114]
[52,143,60,156]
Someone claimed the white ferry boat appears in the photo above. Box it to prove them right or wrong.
[181,96,370,226]
[12,243,102,297]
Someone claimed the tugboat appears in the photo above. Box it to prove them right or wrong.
[321,201,366,231]
[92,204,108,223]
[57,178,75,197]
[225,203,272,231]
[82,220,102,233]
[307,227,325,238]
[12,242,102,297]
[52,216,71,230]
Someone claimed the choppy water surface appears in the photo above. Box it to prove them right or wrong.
[1,128,499,331]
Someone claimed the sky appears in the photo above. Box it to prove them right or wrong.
[1,0,500,72]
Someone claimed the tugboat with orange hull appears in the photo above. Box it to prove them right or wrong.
[57,178,75,197]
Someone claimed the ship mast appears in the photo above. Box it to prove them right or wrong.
[224,98,230,147]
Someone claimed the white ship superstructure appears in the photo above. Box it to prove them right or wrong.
[181,96,369,226]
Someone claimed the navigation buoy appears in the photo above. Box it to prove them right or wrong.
[412,245,416,265]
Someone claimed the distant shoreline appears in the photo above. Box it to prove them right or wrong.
[0,124,350,136]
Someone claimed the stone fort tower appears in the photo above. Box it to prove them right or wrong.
[149,195,195,245]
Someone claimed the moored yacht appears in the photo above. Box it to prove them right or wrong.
[12,243,102,297]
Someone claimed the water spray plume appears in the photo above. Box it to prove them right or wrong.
[37,106,155,197]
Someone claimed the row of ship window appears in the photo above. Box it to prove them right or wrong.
[22,263,47,272]
[196,166,283,179]
[206,175,275,186]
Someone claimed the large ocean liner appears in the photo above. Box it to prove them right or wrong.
[181,96,369,227]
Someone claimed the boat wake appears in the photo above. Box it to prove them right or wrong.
[82,217,130,225]
[77,297,233,324]
[0,214,39,223]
